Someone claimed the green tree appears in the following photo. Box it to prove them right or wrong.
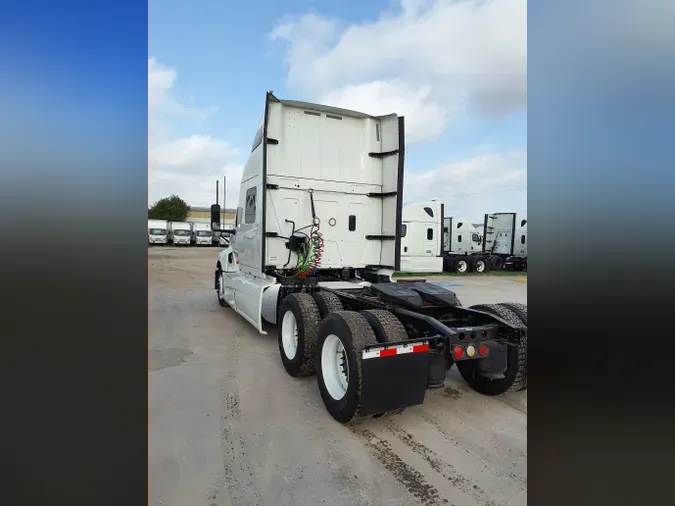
[149,195,190,222]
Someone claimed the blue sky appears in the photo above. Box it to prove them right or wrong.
[149,0,527,222]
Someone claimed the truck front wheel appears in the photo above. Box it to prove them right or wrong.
[278,293,321,377]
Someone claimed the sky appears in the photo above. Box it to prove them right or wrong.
[149,0,527,222]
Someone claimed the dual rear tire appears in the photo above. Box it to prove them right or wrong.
[277,293,409,423]
[445,256,489,273]
[277,292,528,423]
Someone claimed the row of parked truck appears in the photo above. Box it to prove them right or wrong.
[148,219,232,247]
[400,201,527,273]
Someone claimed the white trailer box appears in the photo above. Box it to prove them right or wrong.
[169,221,192,246]
[148,219,168,245]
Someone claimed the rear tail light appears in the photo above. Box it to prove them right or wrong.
[478,343,489,356]
[452,346,464,360]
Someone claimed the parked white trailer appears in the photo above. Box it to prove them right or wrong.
[482,213,527,271]
[169,221,192,246]
[213,93,527,424]
[399,200,490,274]
[192,223,213,246]
[148,219,169,245]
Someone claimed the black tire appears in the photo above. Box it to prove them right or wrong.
[457,304,527,395]
[454,258,470,273]
[278,293,321,377]
[216,265,227,307]
[470,256,489,274]
[488,255,505,270]
[316,311,379,424]
[313,291,344,319]
[443,256,457,272]
[497,303,528,391]
[498,303,527,325]
[359,310,408,344]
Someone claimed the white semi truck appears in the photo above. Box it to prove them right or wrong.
[481,212,527,271]
[214,93,527,424]
[168,221,192,246]
[148,219,168,245]
[399,200,490,274]
[192,223,213,246]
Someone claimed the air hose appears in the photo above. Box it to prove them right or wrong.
[278,189,325,279]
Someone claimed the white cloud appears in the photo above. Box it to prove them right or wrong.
[149,58,241,209]
[148,58,218,122]
[404,150,527,221]
[321,80,448,143]
[270,0,526,142]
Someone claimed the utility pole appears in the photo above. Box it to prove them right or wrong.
[223,176,226,228]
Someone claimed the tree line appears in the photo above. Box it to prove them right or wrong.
[148,195,190,222]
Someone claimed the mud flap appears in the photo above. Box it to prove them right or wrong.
[359,344,429,416]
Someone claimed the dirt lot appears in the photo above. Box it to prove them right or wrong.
[149,247,527,506]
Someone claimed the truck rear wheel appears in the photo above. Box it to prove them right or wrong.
[316,311,379,424]
[498,303,527,325]
[470,256,489,273]
[278,293,321,377]
[457,304,527,395]
[488,255,505,270]
[359,310,408,344]
[313,291,344,319]
[497,303,527,391]
[443,256,457,272]
[455,258,469,273]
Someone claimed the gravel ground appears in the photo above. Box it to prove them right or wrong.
[149,246,527,506]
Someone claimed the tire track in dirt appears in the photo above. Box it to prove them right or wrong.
[417,412,527,489]
[385,421,499,506]
[351,426,447,506]
[206,391,262,506]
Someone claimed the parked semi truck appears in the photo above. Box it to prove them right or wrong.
[482,213,527,271]
[192,223,213,246]
[214,93,527,424]
[399,200,490,274]
[168,221,192,246]
[148,219,168,245]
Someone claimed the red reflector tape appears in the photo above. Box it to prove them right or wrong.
[362,341,430,360]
